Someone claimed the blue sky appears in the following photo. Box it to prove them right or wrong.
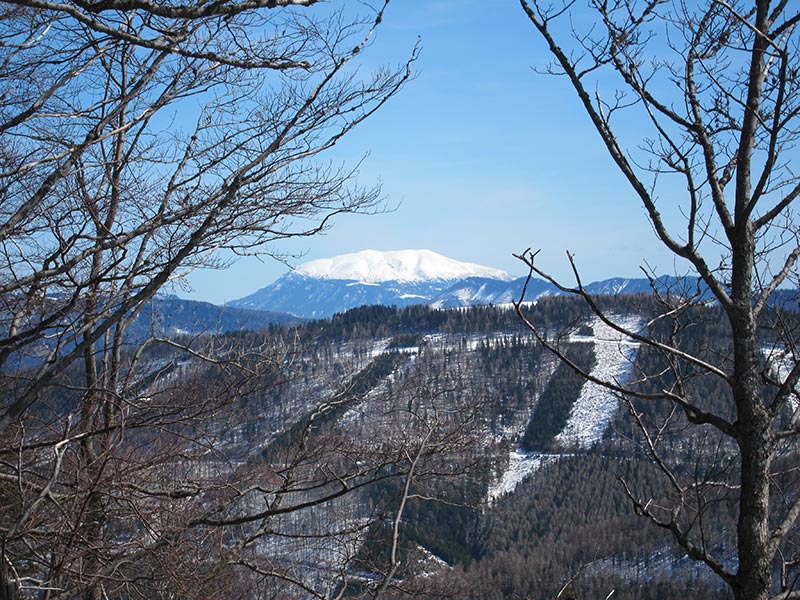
[184,0,679,305]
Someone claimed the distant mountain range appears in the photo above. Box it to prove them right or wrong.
[229,250,517,318]
[226,249,741,319]
[128,295,301,340]
[109,249,797,338]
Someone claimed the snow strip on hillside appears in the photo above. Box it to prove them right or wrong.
[554,314,643,450]
[486,450,557,503]
[486,316,641,502]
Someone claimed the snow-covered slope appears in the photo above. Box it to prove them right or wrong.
[555,314,643,449]
[295,249,514,283]
[230,273,462,319]
[431,276,556,308]
[487,314,643,502]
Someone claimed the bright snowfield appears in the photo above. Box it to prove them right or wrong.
[488,314,642,502]
[487,450,558,503]
[293,249,514,283]
[555,314,643,449]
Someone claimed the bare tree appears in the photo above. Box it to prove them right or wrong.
[0,0,423,597]
[0,326,470,598]
[515,1,800,599]
[0,0,416,432]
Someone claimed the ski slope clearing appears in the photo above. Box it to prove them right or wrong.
[487,314,642,502]
[487,450,557,503]
[555,314,643,449]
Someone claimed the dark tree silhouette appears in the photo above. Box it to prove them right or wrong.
[0,1,422,597]
[515,2,800,599]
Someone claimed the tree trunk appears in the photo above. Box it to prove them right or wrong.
[730,241,773,600]
[733,382,773,600]
[0,539,18,600]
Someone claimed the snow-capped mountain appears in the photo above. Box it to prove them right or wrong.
[228,249,735,319]
[229,249,531,318]
[294,249,514,283]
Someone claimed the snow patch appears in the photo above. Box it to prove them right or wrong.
[763,345,798,410]
[455,287,475,302]
[415,545,451,575]
[487,449,557,502]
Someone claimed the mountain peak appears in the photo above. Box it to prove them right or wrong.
[293,249,514,283]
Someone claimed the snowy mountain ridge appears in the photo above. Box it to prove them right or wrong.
[294,249,514,283]
[229,250,526,318]
[228,249,735,319]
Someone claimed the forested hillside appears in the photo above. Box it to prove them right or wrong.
[6,291,790,598]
